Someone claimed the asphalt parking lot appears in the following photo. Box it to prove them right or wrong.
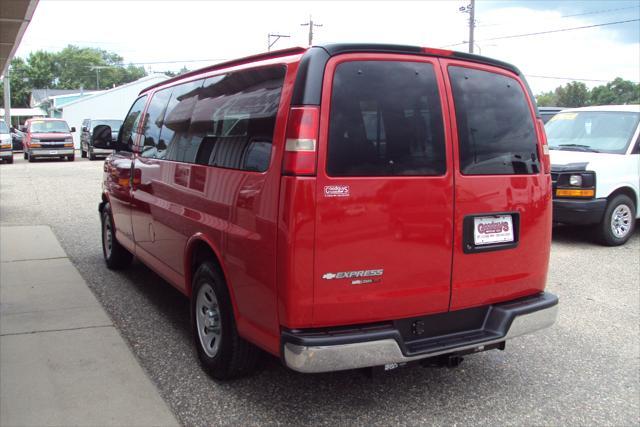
[1,154,638,425]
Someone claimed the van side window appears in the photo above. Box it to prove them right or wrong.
[449,66,539,175]
[327,61,446,177]
[119,95,147,148]
[140,88,173,158]
[161,79,205,163]
[190,66,286,171]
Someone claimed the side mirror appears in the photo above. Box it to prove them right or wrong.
[19,125,26,132]
[82,126,88,132]
[70,126,76,132]
[92,125,114,149]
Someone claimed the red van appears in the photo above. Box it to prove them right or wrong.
[95,44,558,379]
[22,118,76,162]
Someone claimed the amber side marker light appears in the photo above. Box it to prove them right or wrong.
[556,189,595,197]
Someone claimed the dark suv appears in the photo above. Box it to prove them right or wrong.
[80,119,123,160]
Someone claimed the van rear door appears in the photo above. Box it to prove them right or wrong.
[441,60,552,311]
[312,54,454,327]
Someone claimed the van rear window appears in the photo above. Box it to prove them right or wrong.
[448,66,539,175]
[327,61,446,177]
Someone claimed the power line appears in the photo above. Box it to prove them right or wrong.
[441,18,640,47]
[524,74,637,83]
[477,5,639,28]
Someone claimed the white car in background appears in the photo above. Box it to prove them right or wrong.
[0,120,13,164]
[546,105,640,246]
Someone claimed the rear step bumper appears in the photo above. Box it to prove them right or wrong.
[282,292,558,373]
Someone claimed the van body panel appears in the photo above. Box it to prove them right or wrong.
[439,59,552,311]
[312,53,455,326]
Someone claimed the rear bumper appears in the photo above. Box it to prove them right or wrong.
[0,150,12,159]
[91,147,114,155]
[282,292,558,373]
[553,198,606,225]
[30,148,74,157]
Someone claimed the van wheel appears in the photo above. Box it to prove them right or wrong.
[81,149,87,158]
[596,195,636,246]
[6,156,13,164]
[192,261,260,380]
[23,152,28,160]
[89,148,96,160]
[28,152,34,162]
[101,203,133,269]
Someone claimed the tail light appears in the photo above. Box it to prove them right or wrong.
[536,118,551,174]
[64,143,73,147]
[283,106,319,176]
[30,143,41,148]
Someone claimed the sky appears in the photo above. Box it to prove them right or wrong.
[14,0,640,94]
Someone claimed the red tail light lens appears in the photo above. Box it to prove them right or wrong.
[536,118,551,174]
[283,106,319,175]
[421,47,454,57]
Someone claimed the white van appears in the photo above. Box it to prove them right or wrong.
[546,105,640,245]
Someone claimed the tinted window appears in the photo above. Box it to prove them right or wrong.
[119,96,147,148]
[161,80,204,163]
[449,66,539,175]
[0,121,8,134]
[140,88,172,158]
[327,61,446,176]
[188,66,285,171]
[92,120,123,130]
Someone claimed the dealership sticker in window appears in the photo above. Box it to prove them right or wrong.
[324,185,350,197]
[549,113,578,122]
[474,215,514,245]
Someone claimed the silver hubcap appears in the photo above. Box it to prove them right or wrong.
[196,283,222,358]
[103,218,113,258]
[611,204,632,238]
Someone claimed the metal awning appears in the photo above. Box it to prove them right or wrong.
[1,0,39,77]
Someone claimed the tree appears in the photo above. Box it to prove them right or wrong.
[536,91,557,107]
[555,81,589,108]
[590,77,640,105]
[1,45,147,108]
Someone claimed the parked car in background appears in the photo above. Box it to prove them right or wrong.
[10,127,24,151]
[539,106,564,123]
[95,44,557,379]
[546,105,640,245]
[0,120,13,164]
[80,119,123,160]
[22,118,76,162]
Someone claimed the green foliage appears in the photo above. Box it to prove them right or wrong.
[536,77,640,108]
[0,45,146,108]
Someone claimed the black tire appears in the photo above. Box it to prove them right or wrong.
[67,155,75,161]
[89,148,96,160]
[596,194,636,246]
[101,203,133,269]
[81,149,87,158]
[23,152,28,160]
[27,152,34,162]
[6,155,13,164]
[191,261,260,380]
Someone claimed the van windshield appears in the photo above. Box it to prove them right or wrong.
[30,121,70,133]
[0,121,8,134]
[546,111,640,154]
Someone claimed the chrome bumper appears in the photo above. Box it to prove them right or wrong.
[92,148,114,155]
[284,293,558,373]
[31,148,74,157]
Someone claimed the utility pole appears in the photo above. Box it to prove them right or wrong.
[268,33,290,51]
[459,1,476,54]
[3,69,11,128]
[89,65,111,90]
[301,15,322,46]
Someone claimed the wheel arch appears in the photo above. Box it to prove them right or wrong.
[607,186,638,212]
[184,235,238,311]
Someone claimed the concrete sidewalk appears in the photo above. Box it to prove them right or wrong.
[0,225,179,427]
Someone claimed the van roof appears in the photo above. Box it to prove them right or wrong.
[559,105,640,113]
[140,43,523,96]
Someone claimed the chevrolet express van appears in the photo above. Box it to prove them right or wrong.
[546,105,639,245]
[0,120,12,163]
[22,118,76,162]
[95,44,558,379]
